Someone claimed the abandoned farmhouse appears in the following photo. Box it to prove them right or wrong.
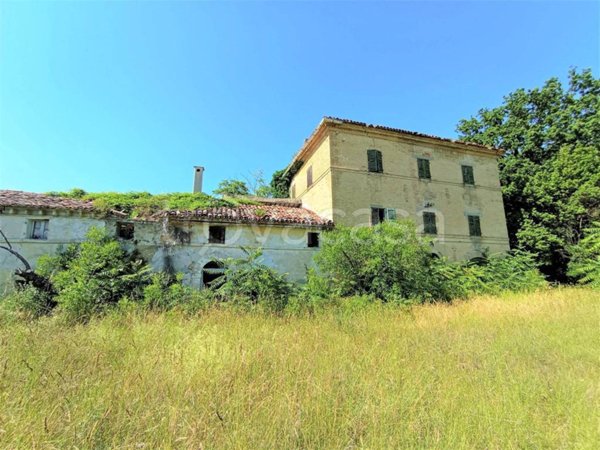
[0,117,510,290]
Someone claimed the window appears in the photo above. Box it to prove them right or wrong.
[468,215,481,237]
[29,219,49,240]
[208,225,226,244]
[462,165,475,185]
[418,158,431,180]
[306,166,313,188]
[371,207,385,225]
[116,222,134,240]
[202,261,225,287]
[423,212,437,234]
[307,232,320,248]
[371,207,397,225]
[367,149,383,173]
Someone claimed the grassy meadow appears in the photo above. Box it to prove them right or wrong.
[0,288,598,449]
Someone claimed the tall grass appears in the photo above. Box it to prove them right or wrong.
[1,288,598,448]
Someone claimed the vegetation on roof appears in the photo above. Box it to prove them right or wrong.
[46,189,257,217]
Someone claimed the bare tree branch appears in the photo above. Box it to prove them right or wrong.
[0,228,12,249]
[0,227,32,271]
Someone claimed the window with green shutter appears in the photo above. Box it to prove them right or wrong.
[367,149,383,173]
[468,215,481,237]
[423,212,437,234]
[462,165,475,185]
[418,158,431,180]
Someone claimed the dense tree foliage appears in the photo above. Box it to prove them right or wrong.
[568,221,600,288]
[212,179,251,197]
[269,161,303,198]
[457,69,600,280]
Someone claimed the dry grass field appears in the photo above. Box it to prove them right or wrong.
[1,288,598,448]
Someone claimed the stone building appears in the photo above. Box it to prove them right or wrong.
[0,117,510,290]
[0,191,330,290]
[289,117,510,260]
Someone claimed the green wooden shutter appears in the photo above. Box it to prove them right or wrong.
[376,150,383,172]
[386,208,397,220]
[468,215,481,236]
[418,159,431,179]
[367,150,377,172]
[462,165,474,185]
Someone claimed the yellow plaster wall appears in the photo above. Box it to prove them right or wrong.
[327,127,510,260]
[290,135,334,219]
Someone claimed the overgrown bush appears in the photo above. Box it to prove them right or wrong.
[39,227,151,322]
[314,220,458,302]
[568,222,600,288]
[310,220,546,303]
[143,272,216,313]
[47,189,257,217]
[213,249,295,313]
[0,286,53,321]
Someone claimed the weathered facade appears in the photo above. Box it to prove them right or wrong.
[289,118,510,260]
[0,117,511,291]
[0,192,330,291]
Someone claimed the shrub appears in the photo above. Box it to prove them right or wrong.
[143,273,189,310]
[46,227,151,322]
[568,222,600,288]
[455,251,547,295]
[310,220,546,303]
[314,220,456,301]
[0,286,53,321]
[213,249,295,313]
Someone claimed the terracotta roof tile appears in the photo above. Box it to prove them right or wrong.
[157,204,332,228]
[323,116,497,151]
[0,190,95,211]
[0,190,331,228]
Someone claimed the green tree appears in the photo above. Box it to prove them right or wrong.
[568,222,600,288]
[457,68,600,280]
[269,161,303,198]
[213,179,250,197]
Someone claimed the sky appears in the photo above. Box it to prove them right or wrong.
[0,1,598,195]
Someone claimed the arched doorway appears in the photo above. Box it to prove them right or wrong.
[202,261,225,288]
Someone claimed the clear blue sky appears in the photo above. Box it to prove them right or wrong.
[0,1,597,195]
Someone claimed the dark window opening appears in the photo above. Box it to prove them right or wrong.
[202,261,225,287]
[468,215,481,237]
[423,212,437,234]
[29,219,49,240]
[173,227,191,244]
[208,225,226,244]
[462,165,475,185]
[307,232,320,248]
[371,207,386,226]
[418,158,431,180]
[307,166,313,188]
[371,207,396,225]
[117,222,134,240]
[367,149,383,173]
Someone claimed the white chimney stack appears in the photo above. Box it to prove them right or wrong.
[193,166,204,193]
